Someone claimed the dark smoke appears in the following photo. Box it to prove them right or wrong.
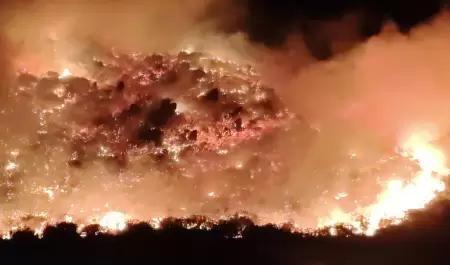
[202,0,442,59]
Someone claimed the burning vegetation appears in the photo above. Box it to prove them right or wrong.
[18,49,293,170]
[0,43,448,239]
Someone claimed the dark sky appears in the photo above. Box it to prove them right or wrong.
[204,0,443,60]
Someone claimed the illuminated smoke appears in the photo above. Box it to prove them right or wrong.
[0,0,449,239]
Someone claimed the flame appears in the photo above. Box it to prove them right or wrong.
[98,211,129,232]
[5,57,450,238]
[0,129,447,238]
[320,130,448,235]
[59,68,72,79]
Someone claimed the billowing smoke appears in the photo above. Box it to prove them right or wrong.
[0,0,448,230]
[253,10,450,223]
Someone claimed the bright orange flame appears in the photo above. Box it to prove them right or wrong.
[319,130,448,235]
[1,129,447,238]
[99,211,128,231]
[59,68,72,79]
[3,59,450,238]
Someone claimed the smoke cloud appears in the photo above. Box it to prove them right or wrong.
[0,0,449,228]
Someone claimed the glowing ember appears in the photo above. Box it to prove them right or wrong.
[0,129,447,238]
[59,68,72,78]
[4,161,17,171]
[2,48,449,239]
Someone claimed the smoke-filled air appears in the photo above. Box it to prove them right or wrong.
[0,0,449,238]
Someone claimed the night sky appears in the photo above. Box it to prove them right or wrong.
[204,0,443,59]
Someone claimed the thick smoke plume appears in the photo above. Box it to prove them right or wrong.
[0,0,449,229]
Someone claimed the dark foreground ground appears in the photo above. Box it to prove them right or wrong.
[2,199,450,265]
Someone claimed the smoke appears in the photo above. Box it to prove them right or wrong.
[0,0,449,228]
[0,0,211,71]
[262,12,450,148]
[253,11,450,223]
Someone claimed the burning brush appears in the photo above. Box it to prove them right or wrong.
[0,47,306,237]
[1,46,449,238]
[15,49,295,171]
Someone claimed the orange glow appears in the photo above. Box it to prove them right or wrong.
[318,130,448,235]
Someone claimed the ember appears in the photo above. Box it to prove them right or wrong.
[1,46,448,239]
[16,50,294,171]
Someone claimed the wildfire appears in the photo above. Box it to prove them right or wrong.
[4,54,450,238]
[320,130,449,235]
[3,129,446,239]
[0,123,447,238]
